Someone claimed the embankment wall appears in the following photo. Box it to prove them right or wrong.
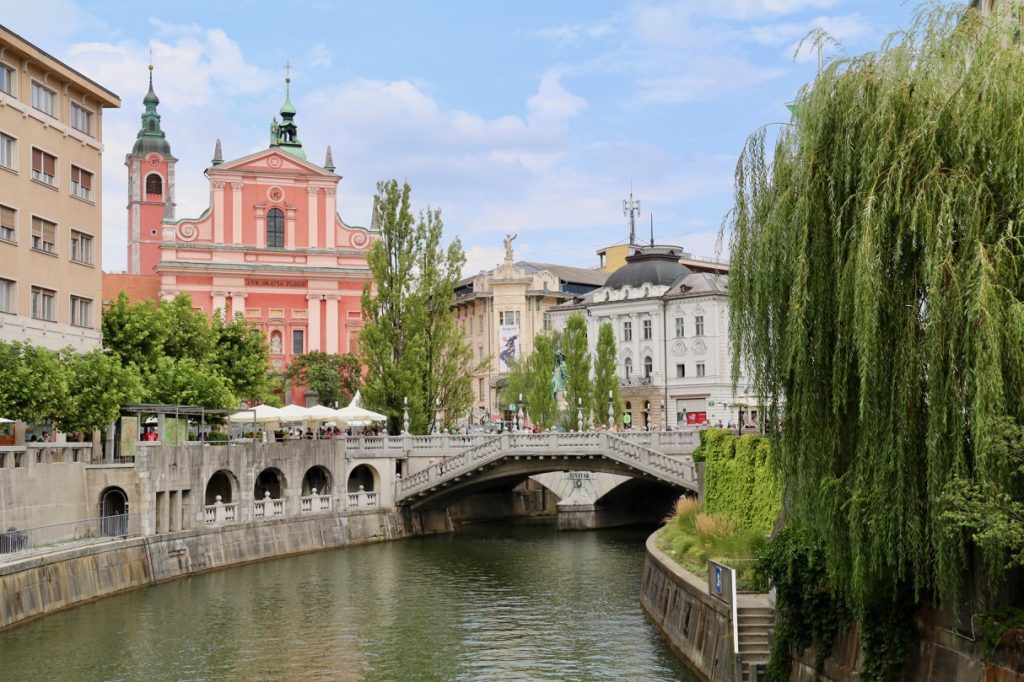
[0,509,407,632]
[640,530,735,682]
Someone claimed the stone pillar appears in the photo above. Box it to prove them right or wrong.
[286,206,297,248]
[307,186,319,248]
[307,293,322,351]
[324,294,339,354]
[324,188,336,249]
[231,182,244,245]
[229,292,247,322]
[255,206,265,248]
[212,290,227,316]
[212,181,225,244]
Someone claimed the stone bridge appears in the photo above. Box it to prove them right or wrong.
[349,431,700,511]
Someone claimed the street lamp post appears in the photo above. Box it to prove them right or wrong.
[402,396,410,434]
[607,390,614,431]
[660,400,666,431]
[517,393,524,432]
[577,397,584,432]
[433,398,441,435]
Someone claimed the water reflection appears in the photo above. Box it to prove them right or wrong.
[0,522,697,681]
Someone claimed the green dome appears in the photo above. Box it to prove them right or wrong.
[132,135,173,157]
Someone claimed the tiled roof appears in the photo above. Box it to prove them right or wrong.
[102,273,161,305]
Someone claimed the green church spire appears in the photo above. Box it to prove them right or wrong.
[269,62,306,160]
[132,61,174,158]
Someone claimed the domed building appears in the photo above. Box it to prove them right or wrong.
[548,244,750,429]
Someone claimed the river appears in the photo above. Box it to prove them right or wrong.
[0,522,697,681]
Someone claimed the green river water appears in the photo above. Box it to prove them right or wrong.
[0,522,698,681]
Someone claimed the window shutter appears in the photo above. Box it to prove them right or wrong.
[43,152,55,175]
[32,148,42,171]
[0,206,13,229]
[80,169,91,190]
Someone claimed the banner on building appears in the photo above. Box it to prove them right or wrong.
[498,324,520,372]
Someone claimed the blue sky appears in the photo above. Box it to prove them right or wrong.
[2,0,922,274]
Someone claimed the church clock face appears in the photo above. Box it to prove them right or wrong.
[146,153,162,167]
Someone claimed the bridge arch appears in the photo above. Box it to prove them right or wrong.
[302,465,333,496]
[205,469,239,505]
[255,467,286,499]
[347,464,379,492]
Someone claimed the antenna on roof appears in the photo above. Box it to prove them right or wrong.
[650,213,654,246]
[623,190,641,246]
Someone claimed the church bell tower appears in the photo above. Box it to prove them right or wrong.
[125,62,176,275]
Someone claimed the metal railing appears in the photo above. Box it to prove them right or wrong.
[0,513,141,556]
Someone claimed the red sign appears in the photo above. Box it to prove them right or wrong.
[686,411,707,425]
[244,279,307,288]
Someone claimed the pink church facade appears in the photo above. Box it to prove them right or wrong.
[124,71,375,384]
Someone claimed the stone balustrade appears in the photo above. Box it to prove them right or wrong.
[204,496,238,524]
[0,444,94,468]
[253,492,286,518]
[300,489,332,513]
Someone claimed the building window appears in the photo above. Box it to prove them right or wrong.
[70,296,92,327]
[478,345,483,362]
[696,362,706,377]
[624,357,633,382]
[70,230,93,264]
[0,133,14,170]
[292,329,304,355]
[0,63,13,96]
[0,205,15,242]
[31,82,56,117]
[675,317,684,338]
[31,216,56,254]
[31,286,55,321]
[499,310,521,326]
[644,356,653,379]
[267,208,285,248]
[676,364,686,378]
[642,319,652,340]
[31,148,56,186]
[0,278,13,313]
[145,173,162,196]
[695,315,705,337]
[478,315,484,334]
[70,103,92,135]
[70,166,93,200]
[543,313,551,331]
[478,378,485,401]
[623,321,632,342]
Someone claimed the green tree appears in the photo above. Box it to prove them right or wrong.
[148,357,236,410]
[361,179,477,433]
[726,7,1024,677]
[102,293,168,374]
[213,312,271,403]
[591,322,622,428]
[560,313,591,430]
[61,350,143,435]
[0,342,67,424]
[525,334,559,429]
[285,351,362,406]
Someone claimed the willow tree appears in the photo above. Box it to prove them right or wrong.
[727,2,1024,666]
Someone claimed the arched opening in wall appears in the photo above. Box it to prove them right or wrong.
[625,401,633,429]
[145,173,162,196]
[205,469,238,505]
[270,330,283,355]
[302,465,333,496]
[98,486,128,537]
[624,357,633,382]
[347,464,378,492]
[644,356,653,380]
[255,468,286,499]
[267,207,284,248]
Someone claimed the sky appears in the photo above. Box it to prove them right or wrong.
[1,0,921,275]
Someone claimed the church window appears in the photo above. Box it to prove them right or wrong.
[145,173,162,196]
[267,208,284,248]
[148,120,155,131]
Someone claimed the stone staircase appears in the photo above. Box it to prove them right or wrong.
[736,601,774,681]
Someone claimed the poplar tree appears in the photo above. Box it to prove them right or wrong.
[591,322,622,428]
[361,179,475,433]
[727,5,1024,677]
[560,313,591,430]
[525,334,559,429]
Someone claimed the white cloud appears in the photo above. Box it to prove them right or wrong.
[306,43,333,69]
[526,71,587,123]
[462,245,507,277]
[707,0,841,20]
[529,20,616,47]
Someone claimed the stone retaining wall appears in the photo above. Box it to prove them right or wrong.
[0,509,407,631]
[640,530,736,681]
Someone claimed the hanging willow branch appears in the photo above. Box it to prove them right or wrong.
[726,2,1024,608]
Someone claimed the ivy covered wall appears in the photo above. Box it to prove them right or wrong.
[694,428,781,535]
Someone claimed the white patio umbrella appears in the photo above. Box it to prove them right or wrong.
[0,417,13,424]
[277,403,311,423]
[228,404,282,424]
[335,400,388,426]
[304,404,339,423]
